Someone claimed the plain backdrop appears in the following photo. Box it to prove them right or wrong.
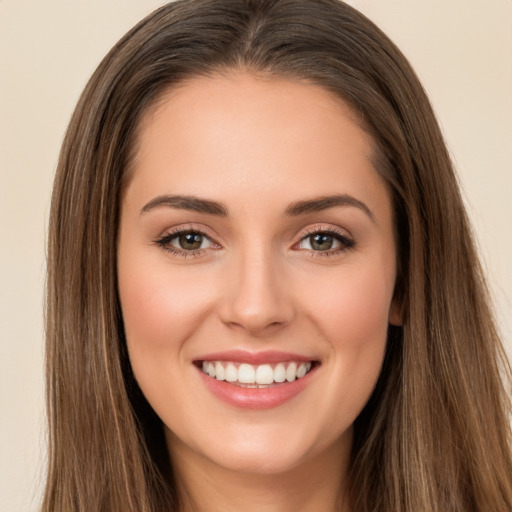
[1,1,511,510]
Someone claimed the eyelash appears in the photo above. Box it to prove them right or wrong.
[154,226,356,258]
[296,227,356,257]
[155,227,216,258]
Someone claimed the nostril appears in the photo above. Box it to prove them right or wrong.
[219,298,296,334]
[222,318,292,335]
[217,264,296,332]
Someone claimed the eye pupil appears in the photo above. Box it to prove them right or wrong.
[179,233,203,250]
[311,233,333,250]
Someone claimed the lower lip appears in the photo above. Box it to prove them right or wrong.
[197,365,317,410]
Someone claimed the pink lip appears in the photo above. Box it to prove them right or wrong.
[194,350,319,410]
[195,349,314,365]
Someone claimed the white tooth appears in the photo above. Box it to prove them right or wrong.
[296,363,307,378]
[207,362,216,377]
[255,364,274,385]
[238,363,256,384]
[215,362,225,381]
[286,362,297,382]
[225,363,238,382]
[202,361,208,373]
[274,363,286,383]
[306,362,312,372]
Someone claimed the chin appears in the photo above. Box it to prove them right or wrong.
[213,443,308,475]
[167,419,351,477]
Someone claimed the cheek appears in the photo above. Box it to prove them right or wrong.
[117,254,216,359]
[117,256,221,425]
[301,258,395,415]
[308,262,395,348]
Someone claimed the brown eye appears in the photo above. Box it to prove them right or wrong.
[155,229,218,256]
[295,229,355,254]
[177,232,204,250]
[309,233,334,251]
[156,230,215,253]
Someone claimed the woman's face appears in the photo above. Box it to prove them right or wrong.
[118,74,400,476]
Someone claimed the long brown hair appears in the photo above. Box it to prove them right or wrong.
[44,1,512,510]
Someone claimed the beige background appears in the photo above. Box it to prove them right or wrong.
[1,1,511,510]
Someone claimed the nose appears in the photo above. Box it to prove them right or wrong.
[218,248,296,336]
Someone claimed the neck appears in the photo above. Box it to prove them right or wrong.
[168,432,352,512]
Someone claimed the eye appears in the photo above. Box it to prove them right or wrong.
[295,229,355,254]
[155,229,217,255]
[301,233,339,251]
[172,232,211,251]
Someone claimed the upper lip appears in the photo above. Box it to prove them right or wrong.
[194,350,316,365]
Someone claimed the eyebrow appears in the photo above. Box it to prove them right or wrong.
[139,193,374,221]
[284,194,375,221]
[140,195,228,216]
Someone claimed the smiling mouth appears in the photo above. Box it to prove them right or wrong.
[199,360,315,388]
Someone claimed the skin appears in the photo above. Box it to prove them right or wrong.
[117,73,400,512]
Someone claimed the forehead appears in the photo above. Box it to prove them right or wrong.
[126,73,389,216]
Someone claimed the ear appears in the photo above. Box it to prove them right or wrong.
[388,298,403,326]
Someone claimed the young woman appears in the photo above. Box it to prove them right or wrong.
[43,1,512,511]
